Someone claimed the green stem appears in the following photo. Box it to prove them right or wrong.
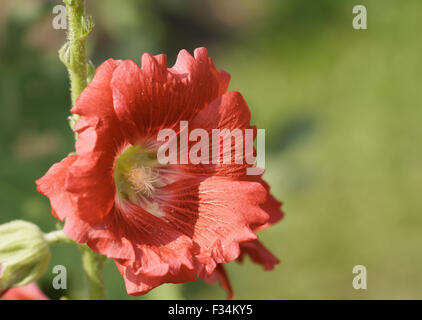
[64,0,88,106]
[80,245,106,300]
[44,230,74,244]
[61,0,105,300]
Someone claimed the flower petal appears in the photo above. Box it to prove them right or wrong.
[238,240,279,270]
[63,202,195,292]
[111,48,229,143]
[2,283,48,300]
[251,178,284,231]
[155,176,269,276]
[116,261,195,296]
[182,91,254,177]
[67,59,127,224]
[202,264,234,299]
[36,155,77,221]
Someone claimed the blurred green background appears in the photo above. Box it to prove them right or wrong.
[1,0,421,299]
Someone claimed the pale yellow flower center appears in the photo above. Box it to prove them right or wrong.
[114,145,160,201]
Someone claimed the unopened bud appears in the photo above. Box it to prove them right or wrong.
[0,220,50,292]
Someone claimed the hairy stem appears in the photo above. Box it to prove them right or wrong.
[80,245,107,300]
[64,0,88,106]
[61,0,106,300]
[44,230,74,244]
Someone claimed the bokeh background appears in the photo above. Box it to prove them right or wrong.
[1,0,421,299]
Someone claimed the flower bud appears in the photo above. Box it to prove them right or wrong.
[0,220,50,292]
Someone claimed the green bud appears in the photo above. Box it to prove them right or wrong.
[68,114,80,130]
[0,220,50,292]
[81,15,94,38]
[58,41,71,68]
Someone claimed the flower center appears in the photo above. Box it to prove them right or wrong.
[114,145,160,202]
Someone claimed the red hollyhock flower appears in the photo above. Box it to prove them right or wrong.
[2,283,48,300]
[36,48,283,297]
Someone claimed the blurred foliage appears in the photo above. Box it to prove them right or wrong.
[0,0,421,299]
